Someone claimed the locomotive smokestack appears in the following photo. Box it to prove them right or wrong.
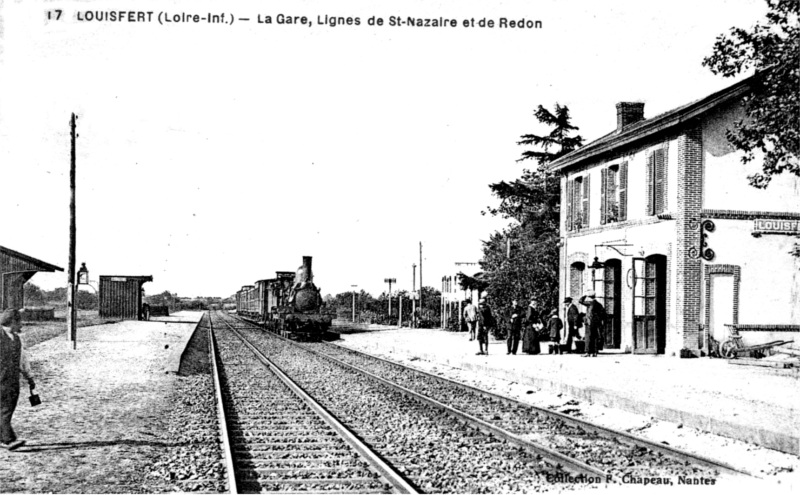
[303,256,313,282]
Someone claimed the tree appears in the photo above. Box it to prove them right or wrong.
[75,289,98,310]
[702,0,800,188]
[482,104,583,316]
[23,282,45,307]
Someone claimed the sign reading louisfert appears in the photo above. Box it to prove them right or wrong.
[753,218,800,235]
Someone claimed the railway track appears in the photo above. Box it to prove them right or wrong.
[214,311,750,491]
[298,339,750,481]
[208,313,416,493]
[211,311,583,493]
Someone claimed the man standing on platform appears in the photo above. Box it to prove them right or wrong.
[506,300,522,355]
[476,299,494,355]
[578,291,605,357]
[563,297,581,353]
[0,309,35,450]
[463,298,478,341]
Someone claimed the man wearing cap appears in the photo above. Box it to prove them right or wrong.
[0,309,35,450]
[563,297,582,354]
[578,291,605,357]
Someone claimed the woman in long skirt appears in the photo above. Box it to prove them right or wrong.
[521,299,541,354]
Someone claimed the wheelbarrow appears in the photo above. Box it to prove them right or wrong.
[720,325,794,358]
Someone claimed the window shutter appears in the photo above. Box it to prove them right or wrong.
[582,174,591,227]
[608,167,618,221]
[619,161,628,221]
[573,178,582,227]
[600,168,608,225]
[655,148,666,214]
[646,152,655,215]
[566,178,574,231]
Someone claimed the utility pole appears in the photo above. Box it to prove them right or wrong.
[351,285,357,323]
[419,242,423,313]
[411,263,416,328]
[67,113,77,350]
[398,294,403,328]
[384,278,395,316]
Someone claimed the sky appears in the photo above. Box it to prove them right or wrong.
[0,0,768,299]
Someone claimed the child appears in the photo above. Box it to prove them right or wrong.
[547,308,564,355]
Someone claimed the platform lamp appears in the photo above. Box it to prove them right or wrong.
[588,256,605,291]
[77,262,89,285]
[384,278,396,317]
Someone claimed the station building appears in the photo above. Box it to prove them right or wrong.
[440,262,482,330]
[0,245,63,310]
[99,275,153,320]
[549,74,800,356]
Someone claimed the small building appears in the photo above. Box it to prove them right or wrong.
[549,73,800,356]
[0,245,63,310]
[99,275,153,320]
[440,262,482,330]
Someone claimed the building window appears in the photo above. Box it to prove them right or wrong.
[601,162,629,224]
[566,175,591,230]
[570,262,585,299]
[646,148,667,215]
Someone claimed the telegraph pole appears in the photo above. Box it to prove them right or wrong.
[67,113,77,350]
[419,242,423,313]
[384,278,395,316]
[411,264,416,328]
[351,285,357,323]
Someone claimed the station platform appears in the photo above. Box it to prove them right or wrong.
[334,328,800,460]
[0,312,205,492]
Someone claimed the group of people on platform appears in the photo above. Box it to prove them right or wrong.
[462,291,606,357]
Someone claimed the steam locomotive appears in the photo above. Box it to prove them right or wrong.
[235,256,336,341]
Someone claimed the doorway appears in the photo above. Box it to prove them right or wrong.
[602,259,622,349]
[708,274,735,345]
[632,255,667,354]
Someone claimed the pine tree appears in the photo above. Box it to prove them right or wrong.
[481,104,583,319]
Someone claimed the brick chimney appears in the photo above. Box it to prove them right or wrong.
[616,102,645,131]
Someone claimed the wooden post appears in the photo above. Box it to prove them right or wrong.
[68,113,77,349]
[411,264,416,328]
[419,242,423,313]
[398,295,403,328]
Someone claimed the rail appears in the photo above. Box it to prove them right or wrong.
[213,311,418,494]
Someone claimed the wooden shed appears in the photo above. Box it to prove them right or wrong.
[99,275,153,320]
[0,245,64,310]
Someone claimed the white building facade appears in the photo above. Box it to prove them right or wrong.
[549,75,800,356]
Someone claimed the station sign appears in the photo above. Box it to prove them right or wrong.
[753,218,800,235]
[110,277,127,282]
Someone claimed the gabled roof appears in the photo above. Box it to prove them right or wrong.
[548,73,759,172]
[0,245,64,272]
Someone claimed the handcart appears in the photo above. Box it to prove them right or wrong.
[721,324,794,359]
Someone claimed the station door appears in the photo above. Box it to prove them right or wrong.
[632,255,667,354]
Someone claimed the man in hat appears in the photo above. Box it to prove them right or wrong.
[506,300,522,355]
[563,297,582,353]
[578,291,605,357]
[0,309,35,450]
[476,298,494,355]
